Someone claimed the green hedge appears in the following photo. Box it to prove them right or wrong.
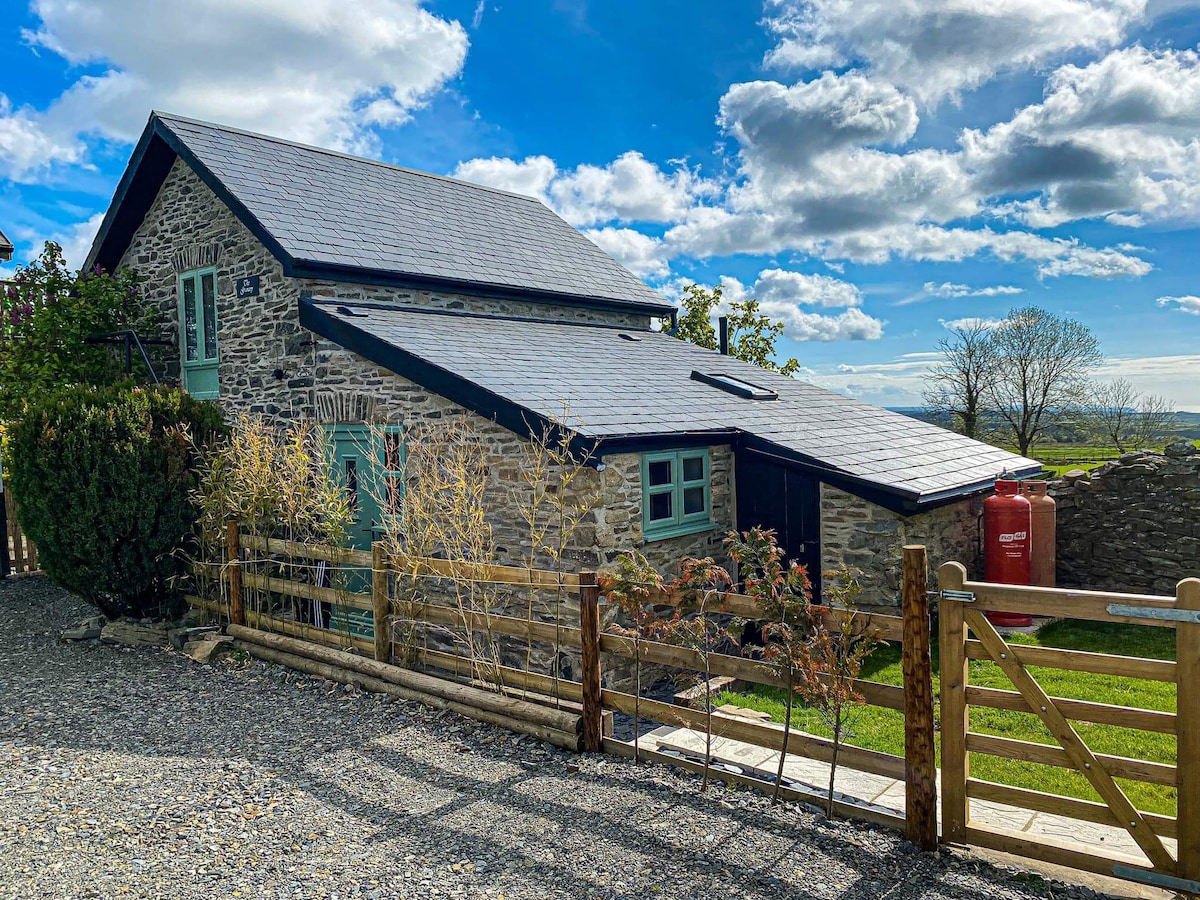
[6,384,225,619]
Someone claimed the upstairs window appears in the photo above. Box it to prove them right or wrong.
[179,267,220,399]
[641,449,712,540]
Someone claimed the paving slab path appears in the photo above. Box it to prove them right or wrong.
[0,576,1129,900]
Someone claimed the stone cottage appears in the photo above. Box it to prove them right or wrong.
[87,112,1039,615]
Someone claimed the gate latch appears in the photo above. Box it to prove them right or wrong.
[940,589,976,603]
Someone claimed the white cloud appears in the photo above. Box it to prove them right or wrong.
[2,0,469,181]
[451,155,556,202]
[941,316,1004,330]
[720,274,884,341]
[922,281,1024,298]
[549,152,716,227]
[763,0,1146,106]
[751,268,864,308]
[1158,295,1200,315]
[717,72,918,176]
[582,228,669,279]
[454,151,716,227]
[54,213,106,270]
[964,45,1200,227]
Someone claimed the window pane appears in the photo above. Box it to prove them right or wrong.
[648,491,672,522]
[682,455,705,482]
[683,485,706,516]
[201,273,218,360]
[384,430,403,472]
[345,458,358,510]
[182,277,198,361]
[648,458,673,487]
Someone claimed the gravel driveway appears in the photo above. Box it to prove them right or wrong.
[0,576,1110,900]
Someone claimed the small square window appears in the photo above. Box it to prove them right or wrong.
[642,449,713,540]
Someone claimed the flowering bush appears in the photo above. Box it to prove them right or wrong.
[0,242,159,423]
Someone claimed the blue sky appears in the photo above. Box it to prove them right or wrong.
[2,0,1200,408]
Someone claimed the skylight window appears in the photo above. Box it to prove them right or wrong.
[690,370,778,400]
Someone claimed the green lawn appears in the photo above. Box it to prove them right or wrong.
[714,620,1178,816]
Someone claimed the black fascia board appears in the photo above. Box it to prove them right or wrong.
[286,258,674,318]
[298,299,597,462]
[85,120,175,273]
[593,430,740,457]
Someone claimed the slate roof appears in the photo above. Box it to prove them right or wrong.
[301,300,1041,506]
[87,113,672,316]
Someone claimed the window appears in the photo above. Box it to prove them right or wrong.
[379,425,406,518]
[179,267,219,399]
[641,449,713,540]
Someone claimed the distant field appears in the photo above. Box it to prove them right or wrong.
[1014,441,1200,477]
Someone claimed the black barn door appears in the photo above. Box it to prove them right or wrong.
[735,451,822,600]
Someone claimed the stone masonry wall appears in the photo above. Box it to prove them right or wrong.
[820,484,981,610]
[1051,442,1200,596]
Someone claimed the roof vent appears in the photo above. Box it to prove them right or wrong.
[336,305,370,318]
[618,333,641,342]
[691,370,778,400]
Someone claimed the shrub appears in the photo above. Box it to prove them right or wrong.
[6,384,225,619]
[0,241,160,423]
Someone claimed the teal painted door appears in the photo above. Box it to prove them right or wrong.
[179,268,220,399]
[327,426,380,638]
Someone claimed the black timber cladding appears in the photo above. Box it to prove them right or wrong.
[299,300,1041,510]
[86,112,673,317]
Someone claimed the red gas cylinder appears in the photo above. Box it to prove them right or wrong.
[1021,481,1056,588]
[983,480,1033,627]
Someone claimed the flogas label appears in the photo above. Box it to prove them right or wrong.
[998,531,1028,543]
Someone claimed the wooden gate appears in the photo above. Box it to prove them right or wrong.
[937,562,1200,890]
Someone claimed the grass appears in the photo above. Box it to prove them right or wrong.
[714,620,1178,816]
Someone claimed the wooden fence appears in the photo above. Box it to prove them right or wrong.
[938,562,1200,891]
[186,530,1200,891]
[188,532,939,847]
[3,491,39,575]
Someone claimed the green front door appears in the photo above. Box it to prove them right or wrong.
[179,268,220,399]
[327,425,381,638]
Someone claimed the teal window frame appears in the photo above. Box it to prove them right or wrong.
[178,266,220,400]
[641,448,714,541]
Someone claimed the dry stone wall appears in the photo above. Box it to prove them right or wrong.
[1051,442,1200,596]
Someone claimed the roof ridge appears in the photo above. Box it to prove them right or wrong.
[152,110,548,206]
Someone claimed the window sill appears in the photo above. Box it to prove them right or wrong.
[643,519,720,543]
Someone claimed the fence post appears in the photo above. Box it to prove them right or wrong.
[372,542,390,663]
[579,571,602,753]
[225,518,245,626]
[938,561,970,844]
[902,545,937,851]
[1177,578,1200,882]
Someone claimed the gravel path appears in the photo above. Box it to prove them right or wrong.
[0,576,1111,900]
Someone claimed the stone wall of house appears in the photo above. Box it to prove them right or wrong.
[820,484,981,610]
[1051,442,1200,597]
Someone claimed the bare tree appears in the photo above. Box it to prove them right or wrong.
[1088,379,1178,452]
[922,319,997,439]
[985,307,1103,456]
